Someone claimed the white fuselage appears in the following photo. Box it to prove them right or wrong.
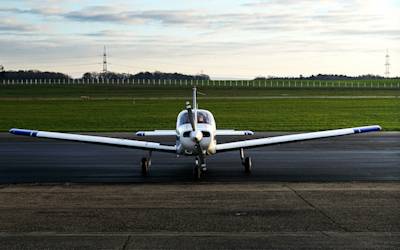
[175,109,217,156]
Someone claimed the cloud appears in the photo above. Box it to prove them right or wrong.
[323,28,400,38]
[0,1,399,77]
[34,4,399,41]
[0,7,63,16]
[63,7,210,27]
[0,19,36,32]
[242,0,317,7]
[1,3,398,39]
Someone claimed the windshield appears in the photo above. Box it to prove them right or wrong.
[179,111,210,125]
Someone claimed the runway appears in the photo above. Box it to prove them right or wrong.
[1,132,399,183]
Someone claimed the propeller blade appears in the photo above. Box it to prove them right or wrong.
[187,107,196,131]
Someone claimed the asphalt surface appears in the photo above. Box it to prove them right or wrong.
[0,132,399,183]
[0,132,399,249]
[0,183,399,249]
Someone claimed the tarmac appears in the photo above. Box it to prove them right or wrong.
[0,132,399,249]
[0,132,399,183]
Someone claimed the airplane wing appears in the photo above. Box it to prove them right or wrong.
[136,129,254,136]
[216,130,254,136]
[9,128,176,153]
[215,125,381,152]
[136,130,176,136]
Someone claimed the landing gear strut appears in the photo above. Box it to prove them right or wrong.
[193,156,206,180]
[141,151,152,176]
[240,148,252,174]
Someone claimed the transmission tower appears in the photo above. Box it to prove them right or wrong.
[385,49,390,78]
[103,46,108,73]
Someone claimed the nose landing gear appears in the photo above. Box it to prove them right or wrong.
[193,156,206,180]
[141,151,152,176]
[240,148,252,174]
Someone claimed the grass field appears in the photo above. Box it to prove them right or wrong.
[0,85,399,99]
[1,98,398,132]
[1,85,398,132]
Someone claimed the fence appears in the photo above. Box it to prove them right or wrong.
[1,78,399,89]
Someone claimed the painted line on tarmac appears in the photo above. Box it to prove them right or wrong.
[0,232,398,237]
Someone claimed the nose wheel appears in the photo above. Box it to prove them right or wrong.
[240,148,252,174]
[141,151,152,176]
[243,156,252,173]
[193,156,206,180]
[193,164,201,180]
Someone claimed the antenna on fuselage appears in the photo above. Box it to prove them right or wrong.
[193,87,198,130]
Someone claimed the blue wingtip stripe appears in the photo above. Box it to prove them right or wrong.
[353,126,381,134]
[9,128,38,137]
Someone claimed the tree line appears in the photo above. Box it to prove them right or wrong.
[0,70,70,80]
[0,70,210,80]
[0,70,396,81]
[82,71,210,80]
[255,74,395,80]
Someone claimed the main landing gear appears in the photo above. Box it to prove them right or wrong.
[141,151,152,176]
[193,156,207,180]
[240,148,252,174]
[141,150,251,178]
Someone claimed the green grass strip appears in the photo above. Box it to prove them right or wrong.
[1,98,398,132]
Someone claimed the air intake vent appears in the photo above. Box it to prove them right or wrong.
[202,131,211,137]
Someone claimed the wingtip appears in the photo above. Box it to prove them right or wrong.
[353,125,382,134]
[370,125,382,131]
[8,128,38,137]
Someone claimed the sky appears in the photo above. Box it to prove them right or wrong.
[0,0,399,79]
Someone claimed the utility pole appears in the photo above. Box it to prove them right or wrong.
[385,49,390,78]
[103,46,108,74]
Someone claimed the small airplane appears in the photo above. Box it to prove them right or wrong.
[10,87,381,179]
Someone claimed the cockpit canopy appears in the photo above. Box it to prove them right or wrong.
[178,110,212,126]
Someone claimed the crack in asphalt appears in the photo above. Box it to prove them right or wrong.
[121,235,132,250]
[286,185,349,233]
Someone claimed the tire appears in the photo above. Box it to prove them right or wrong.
[193,165,201,180]
[141,157,149,176]
[244,157,252,174]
